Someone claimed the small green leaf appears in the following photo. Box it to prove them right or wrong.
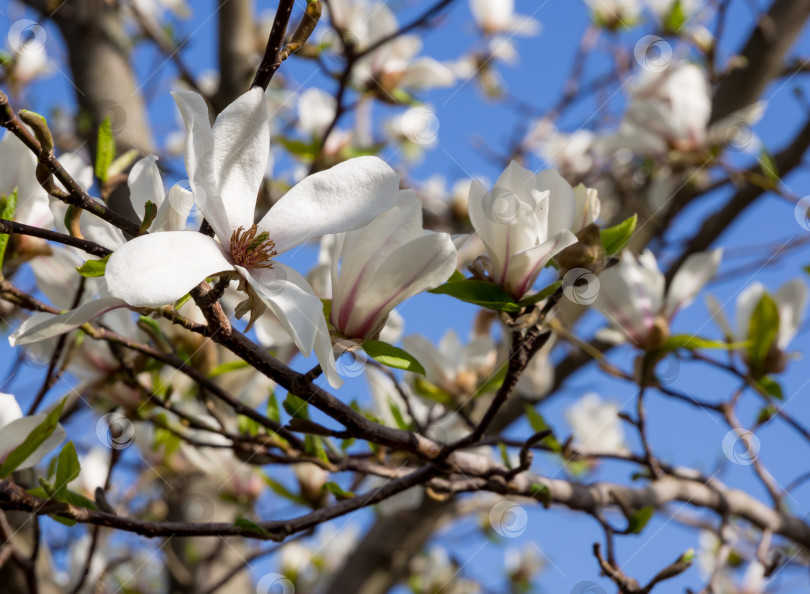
[529,482,552,508]
[0,398,65,478]
[76,254,110,278]
[388,402,410,430]
[601,214,637,256]
[323,481,354,499]
[664,0,685,32]
[518,281,562,307]
[498,443,513,469]
[266,389,280,423]
[53,442,81,494]
[663,334,748,351]
[340,437,355,451]
[278,137,319,157]
[447,269,465,283]
[235,517,270,537]
[362,339,426,375]
[284,394,310,420]
[107,149,139,178]
[756,405,776,424]
[747,293,780,378]
[757,376,783,400]
[429,280,521,312]
[412,377,455,407]
[477,363,507,395]
[95,116,116,183]
[758,148,780,186]
[0,188,19,273]
[263,475,306,505]
[207,360,251,378]
[524,405,561,453]
[628,506,655,534]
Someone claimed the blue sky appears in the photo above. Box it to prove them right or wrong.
[3,0,810,591]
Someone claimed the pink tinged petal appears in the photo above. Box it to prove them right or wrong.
[258,156,401,254]
[594,252,654,344]
[152,184,194,232]
[106,231,232,307]
[0,394,23,429]
[775,279,808,348]
[340,232,457,340]
[172,90,230,241]
[0,415,65,470]
[664,249,722,318]
[240,264,342,388]
[332,192,423,330]
[127,155,164,222]
[507,229,578,299]
[211,87,270,229]
[9,297,128,346]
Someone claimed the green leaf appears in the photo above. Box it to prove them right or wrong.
[266,389,280,423]
[529,482,552,508]
[628,506,655,534]
[107,149,140,178]
[518,281,562,307]
[412,377,455,407]
[447,269,465,283]
[0,189,18,273]
[323,481,354,499]
[340,437,355,451]
[601,214,637,256]
[664,0,685,32]
[362,339,426,375]
[94,116,116,183]
[284,394,310,420]
[53,442,81,494]
[0,398,65,478]
[524,405,561,453]
[76,254,110,278]
[235,517,270,537]
[758,148,780,186]
[756,405,776,424]
[663,334,748,351]
[747,293,780,377]
[498,443,513,469]
[207,360,251,378]
[278,137,319,157]
[429,280,521,312]
[757,376,783,400]
[388,402,410,430]
[263,475,306,505]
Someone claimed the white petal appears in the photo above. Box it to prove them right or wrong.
[505,229,577,298]
[9,297,128,346]
[106,231,232,307]
[0,394,23,429]
[736,282,765,342]
[241,264,342,388]
[211,87,269,229]
[127,155,164,222]
[152,183,194,232]
[533,169,576,237]
[399,58,455,89]
[775,279,808,348]
[402,334,445,385]
[665,249,722,317]
[172,91,231,241]
[705,294,735,340]
[81,217,127,251]
[257,156,400,254]
[30,248,84,310]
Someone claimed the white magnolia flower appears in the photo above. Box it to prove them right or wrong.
[338,2,455,93]
[103,88,401,387]
[707,278,807,373]
[402,329,497,396]
[565,392,625,453]
[297,88,337,138]
[595,249,722,349]
[470,0,541,36]
[330,190,457,341]
[70,447,110,499]
[584,0,642,27]
[0,393,66,471]
[525,120,597,178]
[467,161,598,299]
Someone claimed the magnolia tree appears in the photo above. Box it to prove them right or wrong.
[0,0,809,592]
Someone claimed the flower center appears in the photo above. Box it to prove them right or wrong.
[230,225,278,269]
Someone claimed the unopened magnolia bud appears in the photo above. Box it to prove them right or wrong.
[555,223,606,273]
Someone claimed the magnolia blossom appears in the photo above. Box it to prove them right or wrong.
[330,1,455,93]
[104,88,401,387]
[467,161,599,299]
[297,88,337,138]
[0,393,66,470]
[707,278,808,371]
[565,392,625,454]
[524,120,597,178]
[584,0,642,27]
[595,249,722,349]
[402,329,497,397]
[470,0,541,36]
[330,190,457,341]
